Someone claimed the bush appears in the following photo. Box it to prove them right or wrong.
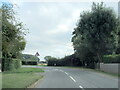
[13,59,21,69]
[22,60,38,65]
[2,58,21,71]
[2,58,12,71]
[103,54,120,63]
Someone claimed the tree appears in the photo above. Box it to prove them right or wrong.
[0,31,1,58]
[44,56,58,66]
[44,54,82,66]
[44,56,52,62]
[2,3,27,58]
[115,18,120,54]
[72,2,119,67]
[1,3,28,71]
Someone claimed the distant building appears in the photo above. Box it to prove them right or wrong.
[118,1,120,17]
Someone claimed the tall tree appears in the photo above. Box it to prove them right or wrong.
[115,18,120,54]
[1,3,28,71]
[72,2,119,66]
[2,3,27,58]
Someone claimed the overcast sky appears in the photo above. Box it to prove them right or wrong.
[2,0,119,60]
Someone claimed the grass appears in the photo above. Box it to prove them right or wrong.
[2,67,44,88]
[0,73,2,89]
[4,67,44,73]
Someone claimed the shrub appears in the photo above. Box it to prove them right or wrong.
[2,58,21,71]
[2,57,12,71]
[13,59,21,69]
[103,54,120,63]
[22,60,38,65]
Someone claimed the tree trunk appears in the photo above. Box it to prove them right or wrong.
[97,53,101,69]
[97,53,101,63]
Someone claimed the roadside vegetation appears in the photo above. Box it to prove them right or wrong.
[0,73,1,89]
[2,67,44,88]
[44,2,120,69]
[1,3,28,71]
[1,1,120,88]
[22,54,40,65]
[103,54,120,63]
[1,3,44,89]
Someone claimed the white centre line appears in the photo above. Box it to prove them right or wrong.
[69,76,76,82]
[54,69,58,71]
[65,72,69,75]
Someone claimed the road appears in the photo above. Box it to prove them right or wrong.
[23,66,119,89]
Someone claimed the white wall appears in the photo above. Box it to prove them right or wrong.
[100,63,119,74]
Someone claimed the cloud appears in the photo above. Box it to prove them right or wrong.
[13,2,118,61]
[45,9,83,35]
[8,0,120,3]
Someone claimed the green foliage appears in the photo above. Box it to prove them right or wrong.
[22,61,38,65]
[2,58,21,71]
[44,56,52,62]
[44,54,82,66]
[46,56,58,66]
[12,59,21,69]
[2,3,27,58]
[22,54,39,65]
[2,67,44,88]
[1,3,28,71]
[103,54,120,63]
[2,57,13,71]
[115,18,120,54]
[4,67,44,73]
[22,54,39,61]
[72,2,119,68]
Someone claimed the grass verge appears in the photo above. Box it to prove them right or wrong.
[2,67,44,88]
[0,73,2,89]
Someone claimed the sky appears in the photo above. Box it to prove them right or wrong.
[1,0,119,61]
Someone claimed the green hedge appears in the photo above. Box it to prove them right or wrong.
[22,60,38,65]
[2,58,21,71]
[13,59,21,69]
[103,54,120,63]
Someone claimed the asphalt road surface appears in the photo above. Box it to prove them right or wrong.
[23,66,119,89]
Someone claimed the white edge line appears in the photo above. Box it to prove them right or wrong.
[79,85,83,88]
[69,76,76,82]
[79,85,85,90]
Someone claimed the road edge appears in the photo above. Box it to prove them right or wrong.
[27,75,44,88]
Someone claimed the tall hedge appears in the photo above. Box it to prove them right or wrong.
[2,58,21,71]
[103,54,120,63]
[22,60,38,65]
[13,59,21,69]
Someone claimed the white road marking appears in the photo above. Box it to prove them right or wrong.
[54,69,58,71]
[60,70,64,72]
[69,76,76,82]
[79,85,85,90]
[65,72,69,75]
